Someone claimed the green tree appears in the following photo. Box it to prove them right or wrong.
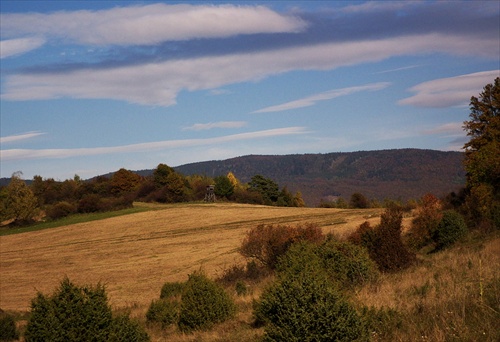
[350,192,370,209]
[4,172,39,224]
[248,175,279,205]
[153,163,175,188]
[214,175,234,199]
[463,77,500,228]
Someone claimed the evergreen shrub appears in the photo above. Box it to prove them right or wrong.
[146,299,179,329]
[178,272,236,332]
[0,310,19,341]
[160,281,184,299]
[24,277,149,341]
[255,271,368,342]
[433,210,468,250]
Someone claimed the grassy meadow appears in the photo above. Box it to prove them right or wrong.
[1,202,498,341]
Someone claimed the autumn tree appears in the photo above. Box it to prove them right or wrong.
[110,168,142,196]
[3,172,40,224]
[463,77,500,228]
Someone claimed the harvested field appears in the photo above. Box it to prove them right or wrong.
[0,202,382,312]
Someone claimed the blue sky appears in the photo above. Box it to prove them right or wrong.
[1,1,499,181]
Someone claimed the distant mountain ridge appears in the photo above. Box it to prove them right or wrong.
[174,149,465,206]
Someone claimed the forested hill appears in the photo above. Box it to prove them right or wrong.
[174,149,465,206]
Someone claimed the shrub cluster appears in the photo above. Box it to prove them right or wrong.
[349,207,416,272]
[254,271,368,342]
[24,277,149,342]
[432,210,468,250]
[0,310,19,341]
[276,238,378,289]
[240,222,325,269]
[147,272,236,333]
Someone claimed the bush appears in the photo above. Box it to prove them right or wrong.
[408,194,443,249]
[178,272,236,332]
[240,223,325,269]
[433,210,468,250]
[277,239,378,290]
[350,192,370,208]
[255,271,368,341]
[108,314,150,342]
[24,277,149,341]
[146,299,179,329]
[46,201,77,219]
[160,281,184,299]
[0,310,19,341]
[349,207,415,272]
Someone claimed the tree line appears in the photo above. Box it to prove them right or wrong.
[0,166,305,225]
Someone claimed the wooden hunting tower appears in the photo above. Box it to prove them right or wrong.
[204,185,215,202]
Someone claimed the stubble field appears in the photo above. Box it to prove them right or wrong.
[0,202,382,312]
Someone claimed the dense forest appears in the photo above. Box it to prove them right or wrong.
[175,148,465,205]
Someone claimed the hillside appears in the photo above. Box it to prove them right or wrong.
[0,203,382,312]
[175,149,465,205]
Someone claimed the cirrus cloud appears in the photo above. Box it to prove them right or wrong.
[2,34,497,107]
[0,37,46,59]
[253,82,390,113]
[1,127,308,161]
[0,4,306,46]
[399,70,500,108]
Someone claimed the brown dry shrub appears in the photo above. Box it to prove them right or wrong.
[408,194,443,249]
[240,223,325,270]
[349,207,416,273]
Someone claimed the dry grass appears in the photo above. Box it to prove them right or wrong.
[0,202,381,315]
[6,202,493,341]
[355,233,500,341]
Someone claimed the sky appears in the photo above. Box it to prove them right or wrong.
[0,1,499,181]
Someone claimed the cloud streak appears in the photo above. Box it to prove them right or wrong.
[0,131,45,144]
[253,82,390,113]
[183,121,247,131]
[399,70,500,108]
[1,127,308,161]
[0,37,46,59]
[2,33,497,106]
[0,4,306,46]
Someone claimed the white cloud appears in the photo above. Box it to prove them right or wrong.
[183,121,247,131]
[1,34,497,106]
[0,131,45,144]
[1,127,307,161]
[421,122,464,136]
[252,82,390,113]
[0,37,45,58]
[399,70,500,108]
[0,4,306,45]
